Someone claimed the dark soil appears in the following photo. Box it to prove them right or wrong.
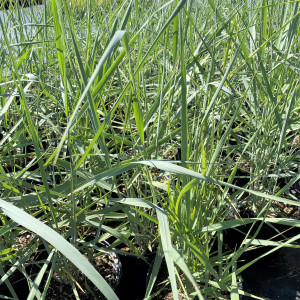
[33,250,121,300]
[15,232,34,250]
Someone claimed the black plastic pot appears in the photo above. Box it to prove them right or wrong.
[0,269,29,299]
[222,215,300,299]
[223,210,300,265]
[241,243,300,300]
[116,252,155,300]
[145,255,169,298]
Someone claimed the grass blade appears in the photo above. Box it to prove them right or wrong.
[0,199,119,300]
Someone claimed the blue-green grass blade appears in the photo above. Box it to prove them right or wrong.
[45,30,125,166]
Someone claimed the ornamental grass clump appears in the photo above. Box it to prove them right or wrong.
[0,0,299,299]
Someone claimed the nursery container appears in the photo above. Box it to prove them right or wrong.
[223,213,300,299]
[0,269,29,299]
[116,252,155,300]
[241,242,300,299]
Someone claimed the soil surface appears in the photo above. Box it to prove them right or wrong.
[36,251,120,300]
[15,233,34,250]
